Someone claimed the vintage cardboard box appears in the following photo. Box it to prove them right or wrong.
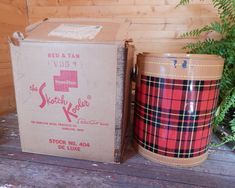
[9,18,133,163]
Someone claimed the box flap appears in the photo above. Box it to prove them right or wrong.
[24,18,130,44]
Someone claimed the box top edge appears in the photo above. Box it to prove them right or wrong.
[23,18,130,44]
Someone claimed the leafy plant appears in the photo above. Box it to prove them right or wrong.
[177,0,235,146]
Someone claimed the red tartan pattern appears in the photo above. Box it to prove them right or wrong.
[134,75,220,158]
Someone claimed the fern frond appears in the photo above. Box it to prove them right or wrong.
[230,113,235,133]
[181,22,226,38]
[183,38,218,54]
[176,0,190,7]
[214,88,235,127]
[181,25,212,38]
[176,0,205,7]
[219,63,235,98]
[212,133,235,149]
[212,0,235,22]
[177,0,235,23]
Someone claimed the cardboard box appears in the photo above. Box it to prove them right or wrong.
[9,18,134,163]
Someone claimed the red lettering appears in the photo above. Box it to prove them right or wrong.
[39,82,47,108]
[30,84,38,92]
[49,139,66,145]
[76,54,80,58]
[58,145,65,150]
[37,81,90,122]
[48,53,80,59]
[67,146,80,151]
[48,53,60,58]
[63,102,78,122]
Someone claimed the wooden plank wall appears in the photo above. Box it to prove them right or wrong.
[0,0,218,114]
[0,0,27,114]
[27,0,219,53]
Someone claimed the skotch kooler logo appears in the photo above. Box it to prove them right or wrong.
[30,69,91,122]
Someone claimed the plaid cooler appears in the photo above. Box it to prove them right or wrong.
[134,53,224,165]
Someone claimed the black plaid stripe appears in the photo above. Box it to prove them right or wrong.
[134,75,220,158]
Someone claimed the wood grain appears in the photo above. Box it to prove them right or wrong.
[1,0,219,115]
[0,113,235,188]
[26,0,219,54]
[0,0,27,115]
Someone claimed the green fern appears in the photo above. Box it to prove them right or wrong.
[178,0,235,147]
[181,21,232,39]
[177,0,235,22]
[212,134,235,149]
[177,0,190,6]
[230,113,235,133]
[213,0,235,22]
[214,88,235,127]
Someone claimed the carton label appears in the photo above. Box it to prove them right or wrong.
[48,24,103,40]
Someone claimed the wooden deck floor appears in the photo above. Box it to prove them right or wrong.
[0,113,235,188]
